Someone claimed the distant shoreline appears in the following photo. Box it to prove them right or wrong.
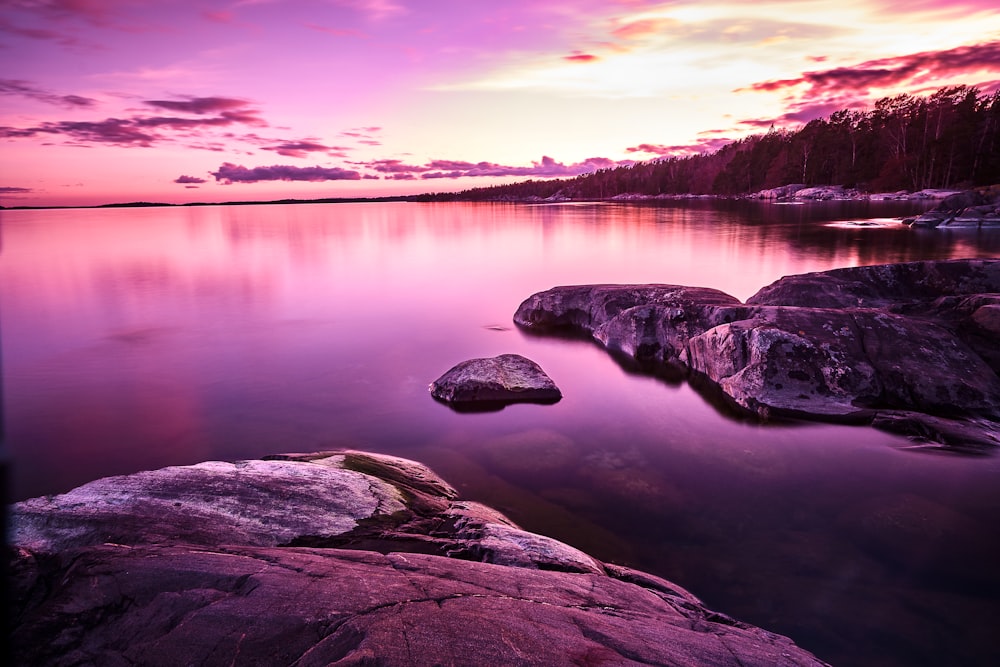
[0,185,959,212]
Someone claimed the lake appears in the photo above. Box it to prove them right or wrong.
[3,200,1000,666]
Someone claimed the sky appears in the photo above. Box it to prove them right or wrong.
[1,0,999,208]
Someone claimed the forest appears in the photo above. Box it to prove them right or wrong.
[415,85,1000,201]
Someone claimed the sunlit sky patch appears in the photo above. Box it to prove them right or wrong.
[1,0,998,206]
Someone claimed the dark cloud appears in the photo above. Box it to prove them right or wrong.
[19,0,119,24]
[626,137,733,157]
[370,159,426,173]
[211,162,363,184]
[262,140,347,158]
[145,97,251,114]
[0,186,32,193]
[746,39,1000,96]
[0,16,83,47]
[0,78,96,108]
[364,155,622,179]
[12,118,157,145]
[133,112,262,129]
[174,175,206,184]
[341,126,382,139]
[415,156,625,179]
[737,96,868,130]
[0,96,265,146]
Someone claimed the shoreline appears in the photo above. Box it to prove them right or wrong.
[0,184,964,211]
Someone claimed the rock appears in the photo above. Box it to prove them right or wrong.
[745,259,1000,310]
[515,285,743,375]
[514,260,1000,449]
[751,184,806,199]
[906,186,1000,228]
[793,185,853,200]
[684,307,881,418]
[972,303,1000,335]
[8,452,827,667]
[10,456,407,553]
[429,353,561,408]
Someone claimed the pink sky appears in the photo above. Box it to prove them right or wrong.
[2,0,999,207]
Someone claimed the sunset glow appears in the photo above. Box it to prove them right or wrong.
[2,0,999,207]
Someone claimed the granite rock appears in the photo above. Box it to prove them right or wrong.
[8,451,827,666]
[429,353,561,408]
[514,260,1000,450]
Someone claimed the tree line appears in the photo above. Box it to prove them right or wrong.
[414,85,1000,201]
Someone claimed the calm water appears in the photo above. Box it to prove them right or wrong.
[3,200,1000,666]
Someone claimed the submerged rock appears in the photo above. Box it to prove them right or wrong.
[8,451,826,666]
[430,353,561,409]
[514,260,1000,450]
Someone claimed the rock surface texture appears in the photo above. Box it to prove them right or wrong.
[8,451,826,666]
[430,353,561,409]
[906,185,1000,228]
[514,260,1000,451]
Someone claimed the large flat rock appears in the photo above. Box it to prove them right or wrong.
[514,260,1000,450]
[8,451,826,666]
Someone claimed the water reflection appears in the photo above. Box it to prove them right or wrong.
[2,201,1000,666]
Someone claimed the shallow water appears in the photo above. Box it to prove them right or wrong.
[3,200,1000,666]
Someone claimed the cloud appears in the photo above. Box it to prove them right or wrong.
[0,186,32,193]
[610,18,676,42]
[211,163,363,183]
[174,175,206,184]
[341,126,382,138]
[410,155,625,180]
[262,140,348,158]
[145,97,251,114]
[746,39,1000,96]
[16,0,121,25]
[0,16,82,47]
[0,95,266,146]
[363,155,623,179]
[369,159,426,173]
[202,10,236,24]
[626,137,733,157]
[306,23,369,39]
[564,53,599,62]
[333,0,406,21]
[0,78,96,108]
[736,94,873,130]
[0,118,157,145]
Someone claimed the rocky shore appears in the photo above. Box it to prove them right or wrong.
[512,184,969,204]
[514,259,1000,451]
[903,185,1000,228]
[9,451,826,666]
[509,185,1000,229]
